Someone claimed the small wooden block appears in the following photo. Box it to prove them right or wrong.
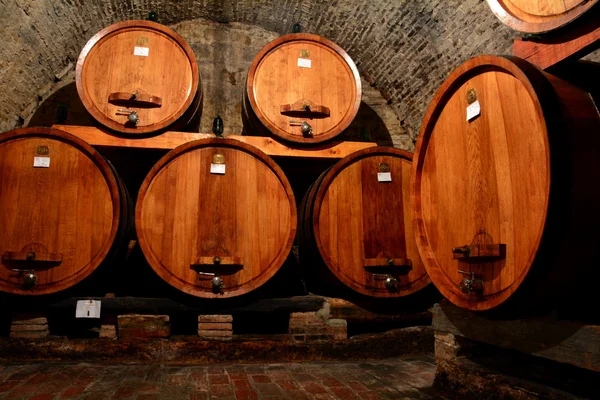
[197,323,232,331]
[198,315,233,323]
[10,324,48,332]
[197,330,233,337]
[11,317,48,325]
[452,244,506,260]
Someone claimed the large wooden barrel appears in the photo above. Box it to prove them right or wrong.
[299,147,431,298]
[136,139,296,298]
[486,0,599,33]
[243,33,361,144]
[411,55,600,312]
[0,128,131,295]
[76,20,202,135]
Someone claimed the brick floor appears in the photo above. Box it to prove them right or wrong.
[0,355,439,399]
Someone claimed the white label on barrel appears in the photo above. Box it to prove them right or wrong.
[377,172,392,182]
[33,157,50,168]
[75,300,101,318]
[134,46,150,57]
[466,100,481,122]
[210,163,226,175]
[298,58,312,68]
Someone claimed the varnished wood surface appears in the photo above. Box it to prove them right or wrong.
[512,14,600,69]
[76,20,201,135]
[411,55,600,311]
[51,125,376,158]
[486,0,599,33]
[301,147,431,298]
[245,33,361,144]
[136,139,296,298]
[0,128,127,295]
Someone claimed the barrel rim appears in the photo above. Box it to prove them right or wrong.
[410,55,556,310]
[75,20,200,135]
[135,138,297,299]
[246,33,362,144]
[486,0,599,33]
[0,127,123,295]
[309,146,431,298]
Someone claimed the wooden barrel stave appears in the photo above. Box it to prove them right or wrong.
[0,127,130,295]
[135,139,297,299]
[411,55,600,312]
[76,20,202,135]
[299,147,431,298]
[244,33,361,144]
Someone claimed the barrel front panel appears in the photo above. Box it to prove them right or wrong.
[77,22,198,134]
[137,143,296,298]
[314,153,428,297]
[415,67,550,310]
[0,135,117,295]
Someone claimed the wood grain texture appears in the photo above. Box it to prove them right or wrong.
[411,55,600,311]
[486,0,599,33]
[433,302,600,372]
[76,20,201,135]
[301,147,431,298]
[135,139,296,298]
[51,125,376,158]
[244,33,361,144]
[0,127,128,295]
[512,15,600,69]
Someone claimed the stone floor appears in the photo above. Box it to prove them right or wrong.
[0,355,440,400]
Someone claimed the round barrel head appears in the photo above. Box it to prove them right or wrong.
[136,139,296,298]
[0,128,121,295]
[312,147,430,298]
[412,55,551,311]
[247,34,361,143]
[486,0,598,33]
[76,20,199,134]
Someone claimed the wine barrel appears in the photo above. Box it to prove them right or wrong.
[0,127,131,295]
[486,0,599,33]
[135,139,296,298]
[411,55,600,311]
[243,33,361,144]
[299,147,431,298]
[76,20,202,135]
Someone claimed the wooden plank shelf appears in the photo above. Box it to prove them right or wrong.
[432,302,600,372]
[512,12,600,70]
[52,125,377,159]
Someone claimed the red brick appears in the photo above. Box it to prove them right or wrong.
[320,376,344,387]
[30,395,56,400]
[197,330,232,337]
[167,375,186,386]
[228,372,248,381]
[268,372,291,381]
[190,392,209,400]
[113,386,136,398]
[254,382,282,396]
[5,385,37,399]
[358,391,385,400]
[0,381,20,392]
[330,387,356,400]
[58,386,87,398]
[347,381,369,392]
[277,380,298,390]
[210,384,233,397]
[209,375,230,385]
[37,380,67,394]
[290,373,314,382]
[234,389,258,400]
[137,384,160,394]
[250,374,271,383]
[136,395,160,400]
[72,376,94,386]
[198,315,232,323]
[284,391,311,400]
[302,381,327,394]
[232,379,252,390]
[197,323,232,330]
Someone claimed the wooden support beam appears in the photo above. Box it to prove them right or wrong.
[52,125,377,159]
[432,302,600,372]
[512,14,600,70]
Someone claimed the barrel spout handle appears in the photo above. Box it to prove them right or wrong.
[109,90,162,108]
[281,98,330,118]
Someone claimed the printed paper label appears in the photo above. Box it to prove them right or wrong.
[210,163,226,175]
[33,157,50,168]
[377,172,392,182]
[297,58,312,68]
[134,46,149,57]
[467,100,481,122]
[76,300,101,318]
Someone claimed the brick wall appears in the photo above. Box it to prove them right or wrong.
[1,0,598,146]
